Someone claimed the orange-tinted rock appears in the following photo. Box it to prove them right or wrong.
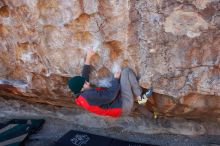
[0,0,220,120]
[0,5,9,17]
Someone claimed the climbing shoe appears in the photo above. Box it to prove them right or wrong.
[138,87,153,105]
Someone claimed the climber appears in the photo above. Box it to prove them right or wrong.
[67,48,153,117]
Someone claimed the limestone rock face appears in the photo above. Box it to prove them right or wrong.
[0,0,220,120]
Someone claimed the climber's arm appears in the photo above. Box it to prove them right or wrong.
[82,49,96,81]
[85,48,95,65]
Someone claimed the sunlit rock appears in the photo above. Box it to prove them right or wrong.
[0,0,220,126]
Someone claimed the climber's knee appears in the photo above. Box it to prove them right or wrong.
[122,67,131,74]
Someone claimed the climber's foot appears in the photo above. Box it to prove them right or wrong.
[138,87,153,105]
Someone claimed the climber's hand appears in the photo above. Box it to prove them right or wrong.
[85,48,96,65]
[86,48,96,59]
[114,71,121,79]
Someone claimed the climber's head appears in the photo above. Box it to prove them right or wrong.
[67,76,90,94]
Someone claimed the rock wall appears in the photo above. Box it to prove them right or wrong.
[0,0,220,119]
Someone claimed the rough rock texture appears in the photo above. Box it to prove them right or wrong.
[0,0,220,127]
